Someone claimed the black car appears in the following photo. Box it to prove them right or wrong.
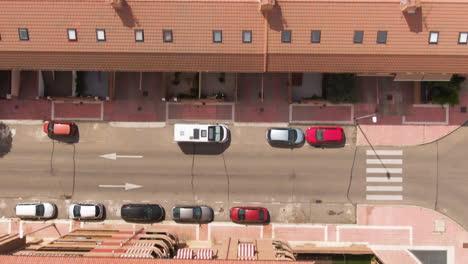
[121,204,165,222]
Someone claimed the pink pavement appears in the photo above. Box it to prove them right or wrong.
[2,78,468,146]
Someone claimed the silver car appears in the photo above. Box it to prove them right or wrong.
[172,206,214,223]
[266,127,304,147]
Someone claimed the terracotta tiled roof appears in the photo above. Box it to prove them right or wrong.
[0,51,264,72]
[1,51,466,73]
[0,0,467,72]
[0,255,310,264]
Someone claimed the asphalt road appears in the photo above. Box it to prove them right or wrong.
[1,122,468,229]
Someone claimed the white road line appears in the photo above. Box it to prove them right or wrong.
[367,177,403,183]
[366,159,403,165]
[367,150,403,156]
[366,186,403,192]
[366,195,403,200]
[367,168,402,174]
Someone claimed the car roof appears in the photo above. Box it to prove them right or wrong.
[121,204,163,219]
[52,123,71,135]
[16,204,37,216]
[269,128,290,141]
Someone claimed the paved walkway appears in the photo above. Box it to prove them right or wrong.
[2,74,468,146]
[1,205,466,263]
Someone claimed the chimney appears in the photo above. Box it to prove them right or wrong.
[108,0,123,9]
[401,0,421,14]
[259,0,275,13]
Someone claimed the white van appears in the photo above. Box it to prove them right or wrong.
[174,124,229,143]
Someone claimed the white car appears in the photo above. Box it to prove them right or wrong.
[15,202,56,219]
[68,203,104,220]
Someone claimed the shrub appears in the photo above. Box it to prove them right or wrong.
[324,73,358,103]
[425,75,466,106]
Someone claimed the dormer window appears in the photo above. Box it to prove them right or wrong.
[18,28,29,41]
[311,30,321,44]
[213,30,222,43]
[67,29,77,41]
[96,29,106,42]
[354,31,364,44]
[429,31,439,44]
[459,32,468,44]
[163,30,173,43]
[377,31,387,44]
[243,31,252,43]
[281,30,291,43]
[135,29,144,42]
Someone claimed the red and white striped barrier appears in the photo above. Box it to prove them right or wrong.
[195,249,213,260]
[238,243,256,260]
[175,248,194,259]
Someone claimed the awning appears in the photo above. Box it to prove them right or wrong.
[238,243,256,260]
[394,73,452,81]
[120,248,153,258]
[195,249,213,260]
[174,248,193,259]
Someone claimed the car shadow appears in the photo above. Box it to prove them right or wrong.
[49,128,80,144]
[177,132,231,155]
[268,140,305,149]
[308,134,347,148]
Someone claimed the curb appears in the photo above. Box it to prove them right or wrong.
[108,122,166,128]
[0,120,43,125]
[234,122,289,127]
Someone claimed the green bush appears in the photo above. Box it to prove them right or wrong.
[425,75,465,106]
[324,73,358,103]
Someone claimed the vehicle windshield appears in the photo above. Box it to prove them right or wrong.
[288,129,297,142]
[48,123,54,134]
[316,129,324,141]
[259,210,264,220]
[36,204,45,216]
[144,207,152,220]
[208,126,223,142]
[173,208,180,218]
[73,206,81,217]
[238,209,246,220]
[193,129,200,139]
[95,206,100,217]
[193,207,202,220]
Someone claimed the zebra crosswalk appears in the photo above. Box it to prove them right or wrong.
[365,149,404,201]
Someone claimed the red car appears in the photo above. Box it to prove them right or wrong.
[43,121,77,136]
[230,207,269,224]
[306,127,345,146]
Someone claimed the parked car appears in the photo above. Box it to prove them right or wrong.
[121,204,164,222]
[68,203,104,220]
[172,205,214,223]
[230,207,269,224]
[306,126,345,146]
[266,127,304,147]
[43,121,77,136]
[15,202,56,219]
[174,124,229,143]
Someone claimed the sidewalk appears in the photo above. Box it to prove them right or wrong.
[1,78,468,146]
[1,205,466,263]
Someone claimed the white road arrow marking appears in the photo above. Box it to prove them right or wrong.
[98,183,143,191]
[99,153,143,160]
